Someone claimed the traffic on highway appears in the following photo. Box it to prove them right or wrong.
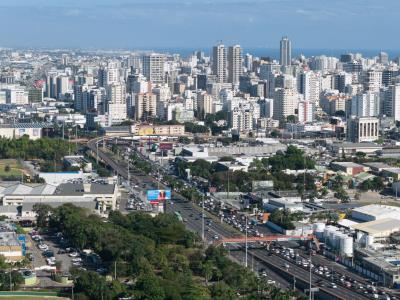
[87,137,398,300]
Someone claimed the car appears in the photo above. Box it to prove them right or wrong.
[96,268,107,274]
[43,250,54,258]
[38,244,49,251]
[329,283,337,288]
[72,261,83,266]
[69,252,79,257]
[72,257,83,262]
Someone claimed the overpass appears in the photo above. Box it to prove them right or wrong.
[215,234,320,249]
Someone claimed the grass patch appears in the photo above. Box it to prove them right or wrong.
[0,159,25,178]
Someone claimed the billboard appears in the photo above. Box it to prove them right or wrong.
[147,189,171,204]
[159,143,173,150]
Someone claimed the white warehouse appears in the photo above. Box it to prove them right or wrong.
[351,204,400,222]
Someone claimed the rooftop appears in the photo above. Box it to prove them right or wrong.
[352,204,400,219]
[352,218,400,235]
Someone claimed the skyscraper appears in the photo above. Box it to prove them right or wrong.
[212,44,227,83]
[228,45,243,84]
[280,37,292,67]
[142,53,165,84]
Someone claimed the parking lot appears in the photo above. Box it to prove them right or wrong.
[26,229,107,286]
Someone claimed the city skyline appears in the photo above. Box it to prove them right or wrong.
[0,0,399,50]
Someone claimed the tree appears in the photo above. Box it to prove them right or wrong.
[135,274,165,300]
[33,204,53,227]
[286,115,297,124]
[4,165,10,172]
[202,261,213,285]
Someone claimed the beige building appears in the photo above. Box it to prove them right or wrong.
[347,116,379,143]
[131,124,185,136]
[197,92,213,115]
[273,88,300,120]
[135,93,157,121]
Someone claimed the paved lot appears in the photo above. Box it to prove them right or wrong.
[26,233,74,288]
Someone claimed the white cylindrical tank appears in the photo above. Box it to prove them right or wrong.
[314,222,326,240]
[314,222,325,232]
[340,236,353,257]
[332,232,343,249]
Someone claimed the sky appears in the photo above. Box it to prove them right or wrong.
[0,0,399,51]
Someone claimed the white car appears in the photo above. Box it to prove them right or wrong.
[38,244,49,251]
[69,252,79,257]
[72,258,82,262]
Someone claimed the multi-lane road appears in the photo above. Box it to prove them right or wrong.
[87,137,372,300]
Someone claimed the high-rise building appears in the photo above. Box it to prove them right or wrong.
[298,101,314,123]
[142,53,165,84]
[56,76,69,99]
[384,83,400,121]
[212,44,227,83]
[297,71,321,104]
[273,88,299,120]
[363,69,382,93]
[74,84,89,112]
[280,37,292,67]
[197,92,213,116]
[135,93,157,121]
[244,53,253,71]
[350,92,380,117]
[106,60,120,85]
[379,52,389,65]
[334,72,352,93]
[107,83,127,124]
[227,45,242,84]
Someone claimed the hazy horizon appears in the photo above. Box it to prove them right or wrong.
[0,0,399,50]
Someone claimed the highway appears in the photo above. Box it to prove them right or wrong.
[87,137,372,300]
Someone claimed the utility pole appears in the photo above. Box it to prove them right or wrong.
[201,194,205,241]
[309,251,312,300]
[96,141,99,165]
[245,215,248,268]
[293,275,296,291]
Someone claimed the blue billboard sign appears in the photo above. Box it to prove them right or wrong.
[147,190,171,203]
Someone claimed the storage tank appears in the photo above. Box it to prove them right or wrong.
[331,232,340,249]
[314,223,325,239]
[340,236,353,257]
[314,222,325,232]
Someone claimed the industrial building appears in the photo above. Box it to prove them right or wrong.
[0,122,53,140]
[353,218,400,243]
[351,204,400,222]
[0,182,119,218]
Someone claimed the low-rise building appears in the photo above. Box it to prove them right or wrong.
[0,222,24,262]
[330,162,369,175]
[0,123,52,140]
[0,182,118,218]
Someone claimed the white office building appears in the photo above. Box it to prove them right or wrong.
[351,92,380,117]
[212,44,227,83]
